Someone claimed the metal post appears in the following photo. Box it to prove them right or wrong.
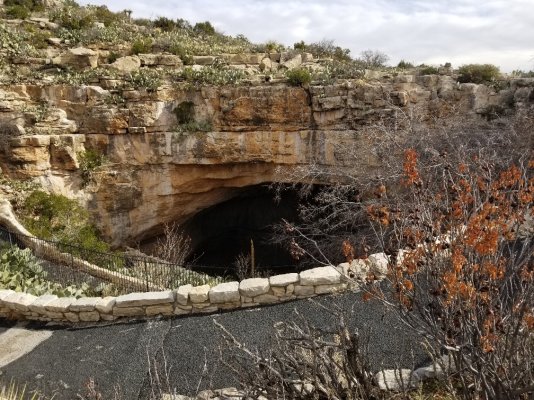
[144,260,149,292]
[250,239,255,278]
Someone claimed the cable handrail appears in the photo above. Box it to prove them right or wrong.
[0,224,300,295]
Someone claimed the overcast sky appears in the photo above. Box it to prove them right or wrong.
[78,0,534,72]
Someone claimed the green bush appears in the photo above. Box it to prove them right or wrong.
[458,63,501,83]
[419,65,439,75]
[107,51,120,64]
[263,40,285,53]
[130,37,153,55]
[286,67,312,86]
[127,69,162,91]
[28,30,51,49]
[174,120,212,134]
[4,0,31,6]
[5,5,30,20]
[51,4,95,31]
[174,18,192,30]
[0,23,40,58]
[168,42,193,65]
[0,245,92,297]
[153,16,177,32]
[178,64,245,86]
[91,5,122,27]
[511,69,534,78]
[20,190,110,254]
[4,0,43,12]
[49,3,123,31]
[293,40,306,51]
[397,60,414,69]
[193,21,216,36]
[295,39,351,62]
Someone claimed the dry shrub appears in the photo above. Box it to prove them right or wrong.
[271,106,533,399]
[365,152,533,400]
[155,222,191,267]
[215,309,381,400]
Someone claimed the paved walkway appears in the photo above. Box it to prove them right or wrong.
[0,291,428,399]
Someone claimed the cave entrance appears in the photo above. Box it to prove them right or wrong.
[182,184,302,276]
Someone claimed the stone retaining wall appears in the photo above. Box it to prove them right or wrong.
[0,256,388,324]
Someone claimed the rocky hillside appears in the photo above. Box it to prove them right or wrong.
[1,0,533,247]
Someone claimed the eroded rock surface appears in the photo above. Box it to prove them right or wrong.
[1,76,532,245]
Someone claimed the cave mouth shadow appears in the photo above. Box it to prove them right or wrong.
[182,184,308,278]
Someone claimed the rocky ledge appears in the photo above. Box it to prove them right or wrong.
[2,76,532,246]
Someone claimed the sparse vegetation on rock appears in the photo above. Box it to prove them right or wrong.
[294,38,352,62]
[77,148,106,187]
[130,37,152,55]
[19,190,110,255]
[418,64,439,75]
[286,66,312,86]
[177,62,245,86]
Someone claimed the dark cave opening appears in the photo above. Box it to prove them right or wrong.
[182,184,303,276]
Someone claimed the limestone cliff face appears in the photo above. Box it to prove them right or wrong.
[1,75,533,245]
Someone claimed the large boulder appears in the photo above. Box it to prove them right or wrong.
[110,56,141,73]
[33,108,78,134]
[189,285,210,303]
[239,278,270,297]
[222,53,265,65]
[299,266,341,286]
[115,291,174,307]
[281,54,302,70]
[209,282,240,303]
[259,57,279,72]
[52,47,98,70]
[49,134,84,170]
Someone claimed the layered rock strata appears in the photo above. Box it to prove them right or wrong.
[1,76,532,245]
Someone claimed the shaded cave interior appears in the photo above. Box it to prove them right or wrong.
[144,184,318,277]
[183,184,304,276]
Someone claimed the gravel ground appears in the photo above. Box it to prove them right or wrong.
[0,291,429,399]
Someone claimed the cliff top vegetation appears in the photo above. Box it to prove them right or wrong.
[2,0,525,89]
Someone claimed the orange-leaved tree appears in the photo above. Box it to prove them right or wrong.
[366,150,533,399]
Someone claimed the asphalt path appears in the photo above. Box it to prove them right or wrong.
[0,291,429,399]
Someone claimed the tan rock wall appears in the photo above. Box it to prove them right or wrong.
[1,77,532,244]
